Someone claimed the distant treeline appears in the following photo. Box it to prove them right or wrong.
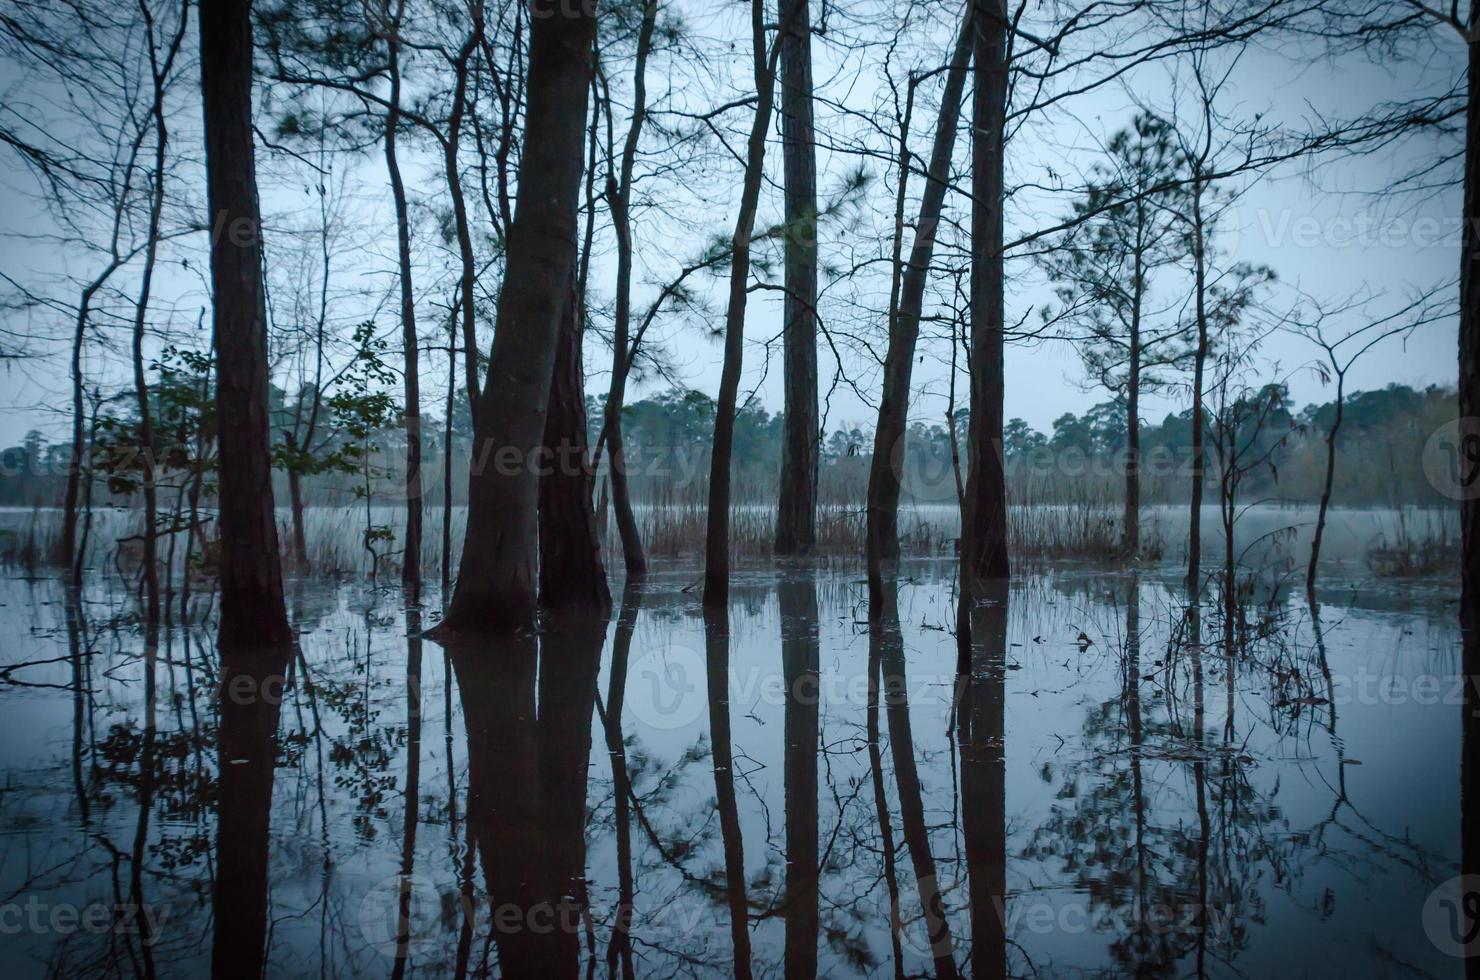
[0,381,1455,510]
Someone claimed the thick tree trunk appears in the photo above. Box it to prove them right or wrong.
[198,0,290,648]
[704,0,792,608]
[774,0,819,556]
[1459,7,1480,970]
[866,9,973,606]
[603,0,657,578]
[961,0,1011,598]
[441,5,595,634]
[539,273,611,613]
[211,647,291,978]
[386,26,423,592]
[779,571,819,976]
[961,579,1008,980]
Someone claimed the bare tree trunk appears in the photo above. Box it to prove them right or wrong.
[704,0,792,608]
[134,0,185,626]
[600,0,656,578]
[866,9,973,607]
[385,17,423,591]
[198,0,290,649]
[1125,257,1143,558]
[1187,180,1208,596]
[774,0,818,556]
[441,3,595,634]
[961,0,1011,599]
[538,272,610,613]
[447,18,484,415]
[1307,376,1343,594]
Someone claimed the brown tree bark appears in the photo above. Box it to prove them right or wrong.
[198,0,290,648]
[704,0,793,608]
[774,0,819,556]
[602,0,657,578]
[960,0,1011,598]
[441,3,596,634]
[539,272,611,613]
[866,9,973,607]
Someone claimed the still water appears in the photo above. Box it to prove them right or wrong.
[0,560,1466,977]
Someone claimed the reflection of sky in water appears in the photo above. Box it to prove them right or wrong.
[0,560,1462,976]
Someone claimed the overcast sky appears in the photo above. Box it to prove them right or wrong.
[0,1,1464,451]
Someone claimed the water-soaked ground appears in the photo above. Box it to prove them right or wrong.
[0,560,1466,977]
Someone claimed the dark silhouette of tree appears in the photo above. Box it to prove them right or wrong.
[442,3,597,634]
[198,0,291,648]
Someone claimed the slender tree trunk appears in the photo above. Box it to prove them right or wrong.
[385,20,423,591]
[961,0,1011,600]
[602,0,657,578]
[866,9,973,607]
[1187,180,1208,596]
[1307,377,1343,594]
[133,14,175,626]
[62,285,104,580]
[198,0,290,649]
[774,0,819,556]
[441,4,596,634]
[286,463,308,566]
[878,584,959,979]
[703,610,754,979]
[704,0,792,608]
[1125,257,1143,558]
[447,21,484,415]
[538,271,610,612]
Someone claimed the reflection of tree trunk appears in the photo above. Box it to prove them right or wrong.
[451,614,605,979]
[780,572,819,977]
[877,585,959,979]
[130,617,160,975]
[539,271,610,613]
[866,8,973,604]
[65,590,90,825]
[1124,577,1148,939]
[603,582,642,980]
[866,622,906,980]
[1190,602,1209,977]
[961,579,1007,980]
[211,646,292,977]
[444,7,596,633]
[962,0,1011,587]
[774,0,819,557]
[703,611,754,979]
[391,604,423,980]
[198,0,290,648]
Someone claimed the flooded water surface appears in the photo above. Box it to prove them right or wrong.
[0,560,1466,977]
